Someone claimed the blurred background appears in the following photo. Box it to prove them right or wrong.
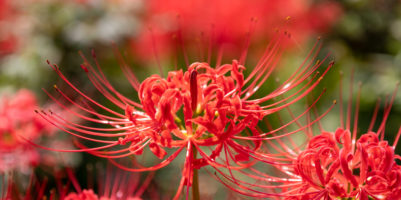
[0,0,400,199]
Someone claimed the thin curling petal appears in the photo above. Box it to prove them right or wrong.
[149,142,167,159]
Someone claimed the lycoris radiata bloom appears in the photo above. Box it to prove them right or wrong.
[35,34,334,198]
[1,164,155,200]
[282,75,401,200]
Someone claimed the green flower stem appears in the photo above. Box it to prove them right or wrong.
[192,146,200,200]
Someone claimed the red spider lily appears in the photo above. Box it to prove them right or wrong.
[285,75,401,200]
[1,173,49,200]
[132,0,341,62]
[1,163,155,200]
[34,35,334,199]
[0,89,59,172]
[63,165,155,200]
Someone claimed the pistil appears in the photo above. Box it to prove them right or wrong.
[190,70,198,113]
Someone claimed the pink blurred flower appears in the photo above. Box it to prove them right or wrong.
[0,89,58,172]
[131,0,342,62]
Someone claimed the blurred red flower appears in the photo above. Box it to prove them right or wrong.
[131,0,342,62]
[0,89,60,172]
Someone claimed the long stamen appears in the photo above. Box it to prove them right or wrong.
[346,69,354,131]
[393,126,401,149]
[239,17,257,65]
[339,71,344,129]
[351,82,362,152]
[368,98,381,132]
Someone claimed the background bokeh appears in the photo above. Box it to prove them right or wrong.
[0,0,400,199]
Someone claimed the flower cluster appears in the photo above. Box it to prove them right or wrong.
[2,0,401,199]
[33,28,401,199]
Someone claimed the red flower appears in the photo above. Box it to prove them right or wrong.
[65,189,99,200]
[132,0,342,61]
[38,36,333,198]
[63,165,155,200]
[3,164,155,200]
[0,89,58,172]
[288,79,401,199]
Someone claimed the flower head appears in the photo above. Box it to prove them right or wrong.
[38,35,333,198]
[286,77,401,199]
